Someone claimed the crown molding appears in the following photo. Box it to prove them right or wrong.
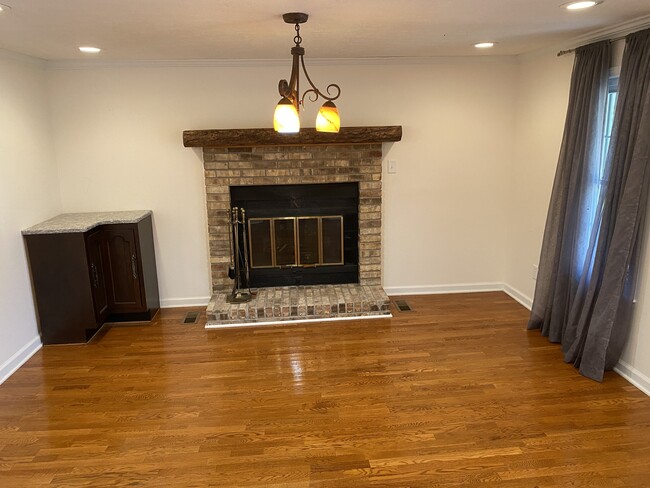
[0,48,46,67]
[44,55,517,71]
[518,14,650,61]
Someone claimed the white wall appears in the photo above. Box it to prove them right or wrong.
[0,51,61,382]
[380,62,515,293]
[506,51,574,305]
[47,58,517,303]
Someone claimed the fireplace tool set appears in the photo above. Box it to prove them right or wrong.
[227,207,254,303]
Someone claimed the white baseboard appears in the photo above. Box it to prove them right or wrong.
[0,336,42,386]
[385,282,533,310]
[614,360,650,397]
[384,282,503,296]
[502,284,533,310]
[160,296,211,308]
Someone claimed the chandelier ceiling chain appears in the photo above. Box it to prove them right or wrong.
[273,12,341,134]
[294,23,302,46]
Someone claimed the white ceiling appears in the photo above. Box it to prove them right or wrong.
[0,0,649,61]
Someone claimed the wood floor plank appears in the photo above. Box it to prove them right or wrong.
[0,292,649,486]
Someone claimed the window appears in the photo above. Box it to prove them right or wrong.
[599,76,619,182]
[575,75,618,277]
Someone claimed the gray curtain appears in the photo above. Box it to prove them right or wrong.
[576,28,650,380]
[530,29,650,382]
[528,42,611,347]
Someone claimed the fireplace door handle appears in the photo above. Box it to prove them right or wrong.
[131,254,138,280]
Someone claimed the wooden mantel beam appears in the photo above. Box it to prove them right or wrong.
[183,126,402,148]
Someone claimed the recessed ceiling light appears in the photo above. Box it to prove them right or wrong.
[475,42,496,49]
[563,1,602,10]
[78,46,101,54]
[0,4,11,12]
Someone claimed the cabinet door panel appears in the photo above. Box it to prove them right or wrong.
[103,228,145,312]
[86,231,109,323]
[24,233,97,344]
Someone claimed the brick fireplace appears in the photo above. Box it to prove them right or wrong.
[183,126,402,326]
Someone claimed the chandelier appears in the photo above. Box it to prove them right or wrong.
[273,13,341,134]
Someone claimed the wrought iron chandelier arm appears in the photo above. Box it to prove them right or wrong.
[298,55,341,106]
[278,79,290,98]
[278,50,302,99]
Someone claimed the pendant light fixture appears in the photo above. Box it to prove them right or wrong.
[273,12,341,134]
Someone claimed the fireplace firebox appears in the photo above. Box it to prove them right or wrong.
[230,183,359,287]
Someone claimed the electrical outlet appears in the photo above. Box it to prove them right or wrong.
[532,264,538,281]
[387,160,397,174]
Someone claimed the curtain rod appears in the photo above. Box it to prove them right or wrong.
[557,35,626,57]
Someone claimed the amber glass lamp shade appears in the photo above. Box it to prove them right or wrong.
[273,97,300,133]
[315,101,340,133]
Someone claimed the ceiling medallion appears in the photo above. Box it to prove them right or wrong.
[273,12,341,134]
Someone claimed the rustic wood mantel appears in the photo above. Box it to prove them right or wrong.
[183,126,402,148]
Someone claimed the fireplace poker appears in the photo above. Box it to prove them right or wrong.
[232,207,241,290]
[227,208,235,280]
[227,206,253,303]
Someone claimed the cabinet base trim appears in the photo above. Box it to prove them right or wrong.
[107,308,159,323]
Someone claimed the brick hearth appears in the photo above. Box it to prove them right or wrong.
[206,284,390,327]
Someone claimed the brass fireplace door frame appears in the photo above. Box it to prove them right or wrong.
[247,215,344,269]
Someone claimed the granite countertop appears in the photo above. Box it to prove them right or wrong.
[22,211,152,235]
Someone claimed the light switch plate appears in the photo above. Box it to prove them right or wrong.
[388,160,397,174]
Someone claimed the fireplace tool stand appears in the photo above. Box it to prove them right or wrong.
[227,207,254,303]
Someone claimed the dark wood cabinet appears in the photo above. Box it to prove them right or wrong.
[24,213,160,345]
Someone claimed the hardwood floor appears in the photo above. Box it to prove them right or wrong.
[1,292,649,487]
